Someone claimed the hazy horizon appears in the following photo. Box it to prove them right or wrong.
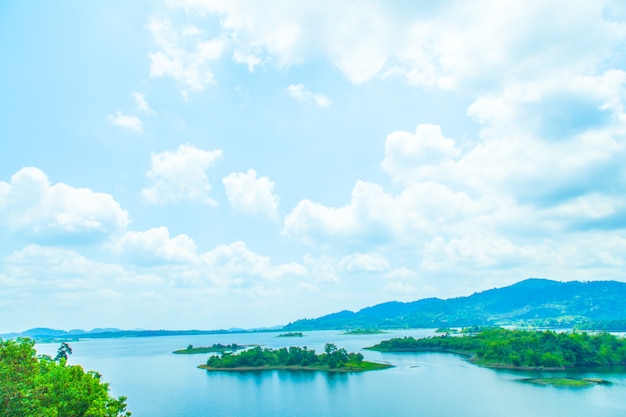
[2,1,626,334]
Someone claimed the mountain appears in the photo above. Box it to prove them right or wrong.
[283,278,626,330]
[1,328,243,341]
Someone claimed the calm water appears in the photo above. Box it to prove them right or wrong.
[36,330,626,417]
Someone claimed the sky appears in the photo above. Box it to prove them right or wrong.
[1,0,626,333]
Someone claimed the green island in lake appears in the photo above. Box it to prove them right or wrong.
[342,329,386,335]
[367,328,626,374]
[277,332,304,337]
[173,343,247,354]
[522,377,612,387]
[199,343,392,372]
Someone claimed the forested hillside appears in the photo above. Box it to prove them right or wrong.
[284,279,626,330]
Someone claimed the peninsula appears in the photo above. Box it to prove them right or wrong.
[367,328,626,370]
[199,343,392,372]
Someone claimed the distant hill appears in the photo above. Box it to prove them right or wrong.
[283,278,626,330]
[1,327,244,341]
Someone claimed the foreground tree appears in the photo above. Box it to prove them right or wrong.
[0,338,131,417]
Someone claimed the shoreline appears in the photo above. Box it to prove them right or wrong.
[369,346,626,371]
[198,362,394,373]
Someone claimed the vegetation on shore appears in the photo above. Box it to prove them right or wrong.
[435,328,459,334]
[200,343,392,372]
[277,332,304,337]
[522,377,611,387]
[342,329,386,335]
[0,338,131,417]
[173,343,247,354]
[367,328,626,369]
[575,319,626,332]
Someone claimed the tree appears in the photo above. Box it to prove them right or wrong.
[55,342,73,363]
[0,338,131,417]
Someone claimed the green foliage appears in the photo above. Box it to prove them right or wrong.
[342,329,386,335]
[54,342,73,363]
[205,343,372,371]
[283,279,626,331]
[368,328,626,369]
[173,343,246,354]
[575,319,626,332]
[0,338,131,417]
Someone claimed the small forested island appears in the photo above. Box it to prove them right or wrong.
[522,377,611,387]
[200,343,392,372]
[277,332,304,337]
[435,328,459,334]
[342,329,386,335]
[367,328,626,369]
[173,343,247,354]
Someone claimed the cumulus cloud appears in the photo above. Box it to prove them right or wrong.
[0,167,129,243]
[200,241,306,287]
[381,124,461,184]
[222,169,279,218]
[283,179,483,247]
[133,92,155,114]
[148,18,224,97]
[107,111,143,134]
[286,84,331,107]
[339,252,390,273]
[166,0,626,89]
[142,144,223,205]
[117,227,198,265]
[4,245,124,288]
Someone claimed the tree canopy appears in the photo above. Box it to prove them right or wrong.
[0,338,131,417]
[203,343,382,371]
[368,328,626,368]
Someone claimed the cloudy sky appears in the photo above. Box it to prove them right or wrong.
[1,0,626,333]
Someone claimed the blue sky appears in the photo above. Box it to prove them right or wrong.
[1,0,626,333]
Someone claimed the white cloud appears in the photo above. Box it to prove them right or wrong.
[381,124,461,184]
[107,111,143,134]
[302,254,339,282]
[283,179,484,247]
[142,144,223,205]
[222,169,279,217]
[133,92,155,114]
[5,245,121,288]
[148,18,224,97]
[286,84,331,107]
[117,227,198,265]
[0,167,129,243]
[339,252,390,273]
[200,241,306,287]
[167,0,626,89]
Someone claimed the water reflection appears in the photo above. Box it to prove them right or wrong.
[35,331,626,417]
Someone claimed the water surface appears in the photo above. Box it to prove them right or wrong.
[37,330,626,417]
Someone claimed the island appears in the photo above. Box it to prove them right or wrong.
[173,343,247,354]
[367,328,626,370]
[199,343,393,372]
[434,327,459,334]
[277,332,304,337]
[342,329,386,335]
[522,377,611,387]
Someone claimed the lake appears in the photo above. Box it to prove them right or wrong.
[36,329,626,417]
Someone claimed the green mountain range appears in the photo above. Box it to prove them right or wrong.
[282,278,626,330]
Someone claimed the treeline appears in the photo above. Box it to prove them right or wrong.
[206,343,364,369]
[575,319,626,332]
[368,328,626,368]
[0,338,130,417]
